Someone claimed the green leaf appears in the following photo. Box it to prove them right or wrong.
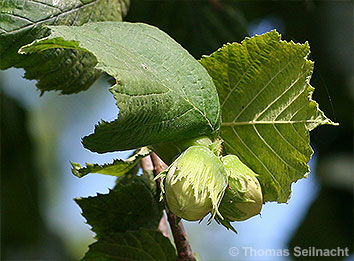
[82,229,177,260]
[71,147,151,178]
[200,30,337,203]
[76,175,173,260]
[0,0,129,94]
[20,22,221,151]
[75,175,162,237]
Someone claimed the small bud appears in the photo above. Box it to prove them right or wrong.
[219,155,263,222]
[158,146,228,221]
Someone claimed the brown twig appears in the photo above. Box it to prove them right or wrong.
[158,213,169,238]
[141,155,154,171]
[150,153,196,261]
[141,156,169,237]
[167,212,196,261]
[151,152,167,175]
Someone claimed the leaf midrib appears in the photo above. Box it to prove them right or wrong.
[0,0,98,34]
[221,119,325,126]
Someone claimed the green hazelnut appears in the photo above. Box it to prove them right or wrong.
[219,155,263,222]
[158,145,228,221]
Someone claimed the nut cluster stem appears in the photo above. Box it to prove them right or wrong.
[142,153,196,261]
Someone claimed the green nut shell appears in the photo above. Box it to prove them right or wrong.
[220,155,263,221]
[165,169,212,221]
[161,145,228,221]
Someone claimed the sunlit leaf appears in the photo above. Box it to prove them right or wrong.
[200,30,337,202]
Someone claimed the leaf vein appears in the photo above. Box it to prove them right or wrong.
[252,124,299,174]
[71,7,81,26]
[289,103,309,143]
[2,0,97,34]
[232,59,294,122]
[222,119,324,126]
[117,108,195,133]
[221,47,253,108]
[272,124,305,156]
[254,70,307,121]
[29,0,62,11]
[118,90,170,98]
[60,25,214,131]
[229,127,285,194]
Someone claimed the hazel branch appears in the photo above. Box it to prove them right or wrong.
[150,153,196,261]
[141,156,168,237]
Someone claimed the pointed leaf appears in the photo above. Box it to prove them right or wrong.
[200,30,337,202]
[0,0,129,94]
[20,22,221,151]
[75,176,162,237]
[71,147,151,178]
[82,229,177,260]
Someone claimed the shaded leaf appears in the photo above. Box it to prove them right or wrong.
[75,175,162,237]
[0,0,129,94]
[71,147,151,178]
[82,229,176,260]
[200,30,337,202]
[20,22,221,151]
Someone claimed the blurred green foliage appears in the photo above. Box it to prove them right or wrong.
[0,89,69,259]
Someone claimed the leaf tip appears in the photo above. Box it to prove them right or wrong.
[73,197,82,203]
[70,161,84,178]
